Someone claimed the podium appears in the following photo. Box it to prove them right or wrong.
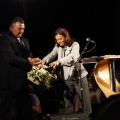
[82,55,120,98]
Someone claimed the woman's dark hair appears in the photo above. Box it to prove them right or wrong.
[54,27,76,47]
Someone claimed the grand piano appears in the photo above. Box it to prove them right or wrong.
[82,55,120,98]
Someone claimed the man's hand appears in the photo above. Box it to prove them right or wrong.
[34,59,46,69]
[28,57,40,66]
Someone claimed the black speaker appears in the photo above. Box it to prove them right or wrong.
[50,112,89,120]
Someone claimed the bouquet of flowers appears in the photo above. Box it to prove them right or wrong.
[27,64,57,89]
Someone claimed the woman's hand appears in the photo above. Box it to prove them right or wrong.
[33,59,46,69]
[39,59,46,65]
[49,60,60,69]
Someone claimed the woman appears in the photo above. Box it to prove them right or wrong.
[40,27,92,116]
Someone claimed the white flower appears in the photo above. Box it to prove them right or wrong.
[27,65,57,89]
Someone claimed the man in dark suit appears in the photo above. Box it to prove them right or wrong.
[0,17,40,120]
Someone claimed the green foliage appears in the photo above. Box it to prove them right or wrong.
[28,65,57,89]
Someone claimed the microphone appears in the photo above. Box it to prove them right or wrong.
[86,38,95,43]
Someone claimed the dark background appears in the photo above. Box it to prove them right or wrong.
[0,0,119,59]
[1,0,120,115]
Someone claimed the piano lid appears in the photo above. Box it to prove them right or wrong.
[101,55,120,59]
[82,55,120,64]
[82,56,102,64]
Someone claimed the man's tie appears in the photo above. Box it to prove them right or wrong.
[18,38,24,47]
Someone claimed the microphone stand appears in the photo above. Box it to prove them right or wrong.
[76,41,90,113]
[80,42,90,59]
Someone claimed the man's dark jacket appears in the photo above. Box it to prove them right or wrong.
[0,31,32,92]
